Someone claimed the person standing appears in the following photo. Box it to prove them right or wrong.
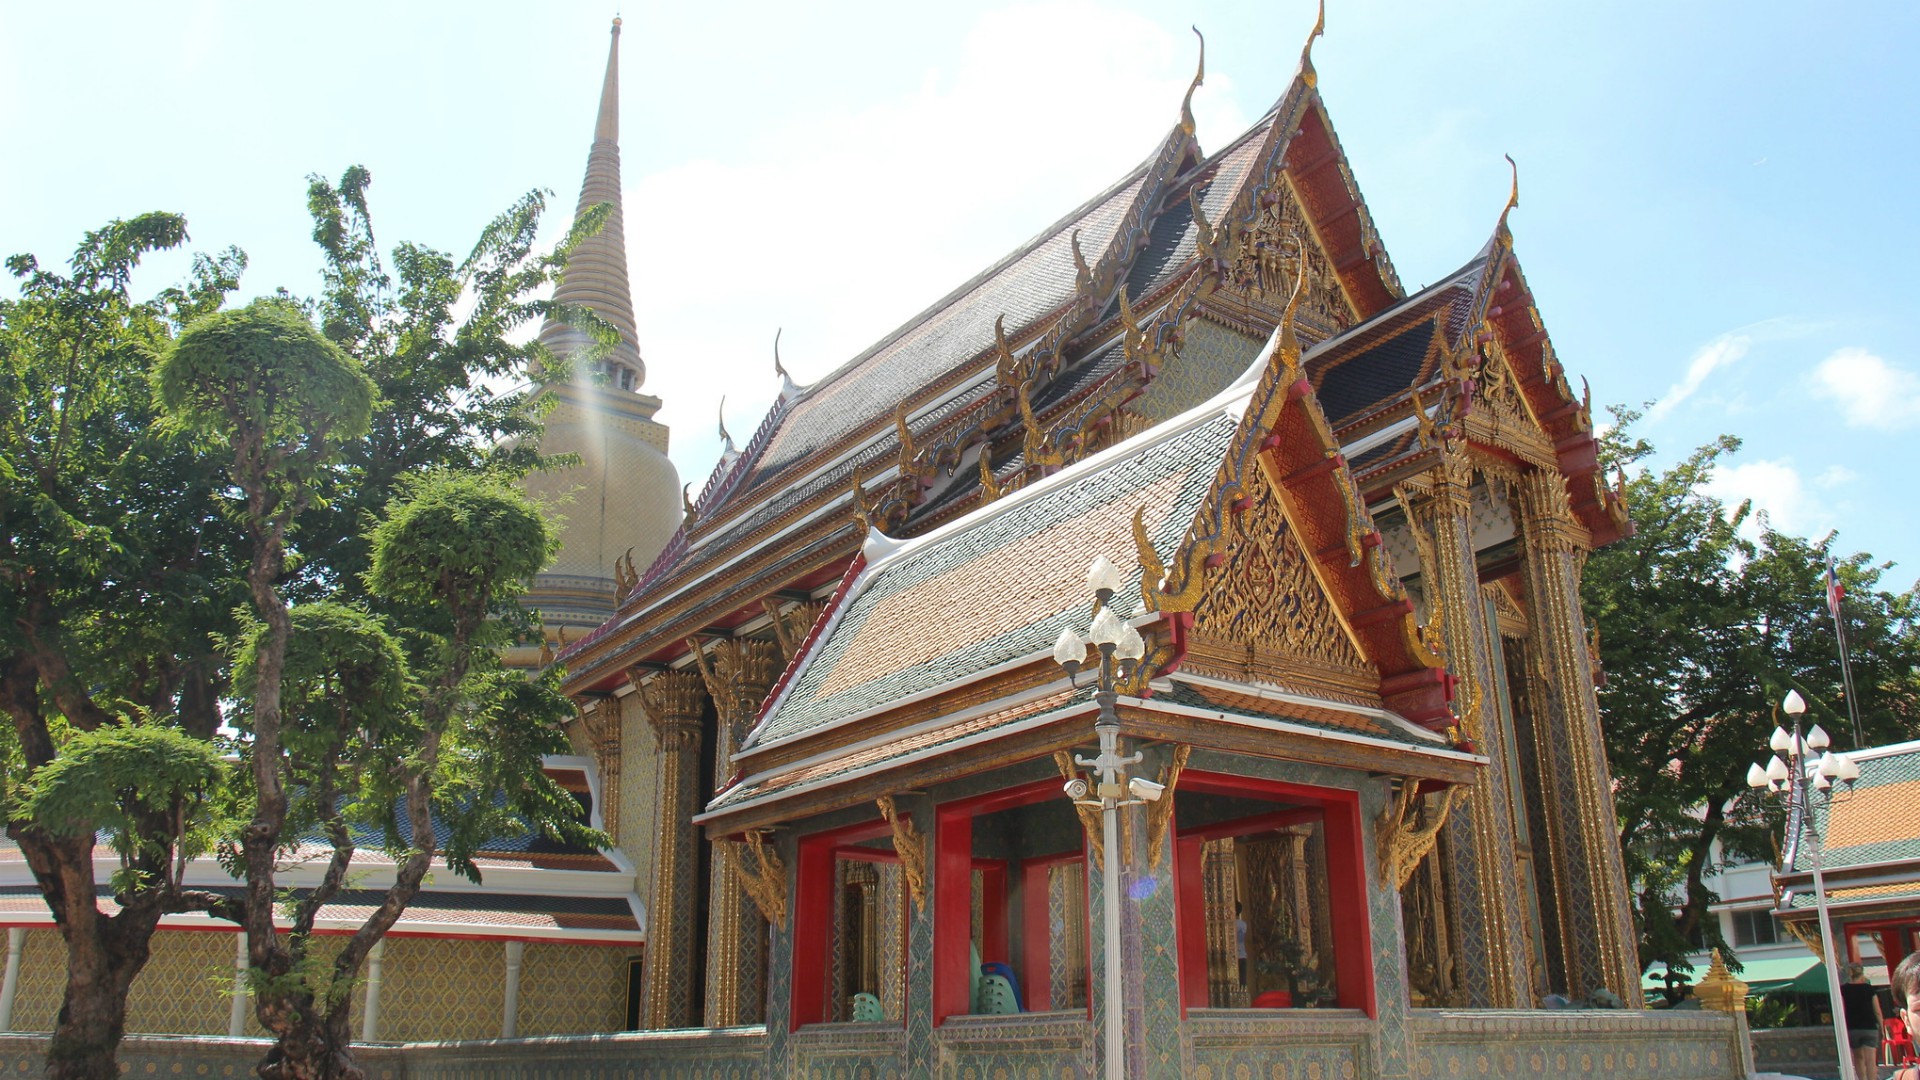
[1840,961,1885,1080]
[1894,952,1920,1080]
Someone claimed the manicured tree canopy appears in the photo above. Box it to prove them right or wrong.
[157,298,377,463]
[366,472,556,618]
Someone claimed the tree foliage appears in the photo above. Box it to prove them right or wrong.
[0,215,247,1080]
[1585,409,1920,978]
[0,165,611,1080]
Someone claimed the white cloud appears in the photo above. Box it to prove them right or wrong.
[625,2,1249,486]
[1703,457,1837,539]
[1811,347,1920,431]
[1646,332,1750,423]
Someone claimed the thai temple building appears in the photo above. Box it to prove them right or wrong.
[0,13,1761,1078]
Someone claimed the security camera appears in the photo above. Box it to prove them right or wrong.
[1063,777,1090,800]
[1128,777,1165,802]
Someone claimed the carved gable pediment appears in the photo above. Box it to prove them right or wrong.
[1187,465,1374,699]
[1221,176,1354,340]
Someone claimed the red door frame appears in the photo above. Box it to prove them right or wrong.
[934,778,1070,1025]
[791,815,899,1031]
[1168,770,1375,1017]
[1018,849,1086,1012]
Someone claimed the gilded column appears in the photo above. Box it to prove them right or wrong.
[576,696,623,839]
[1515,470,1642,1005]
[693,636,784,1027]
[632,668,707,1029]
[1403,462,1538,1007]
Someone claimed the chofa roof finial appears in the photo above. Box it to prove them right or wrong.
[1498,153,1520,234]
[1299,0,1327,89]
[717,396,735,454]
[1179,27,1206,136]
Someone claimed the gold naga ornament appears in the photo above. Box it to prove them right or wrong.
[875,795,928,914]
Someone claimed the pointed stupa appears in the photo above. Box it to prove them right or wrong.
[514,17,681,668]
[537,17,645,387]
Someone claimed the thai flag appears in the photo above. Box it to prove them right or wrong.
[1825,554,1845,621]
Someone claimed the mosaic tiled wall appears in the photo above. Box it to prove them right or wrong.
[8,928,249,1038]
[0,1036,408,1080]
[1750,1025,1841,1079]
[0,1009,1754,1079]
[8,931,622,1044]
[1409,1009,1749,1079]
[516,942,631,1036]
[618,690,660,890]
[374,936,502,1043]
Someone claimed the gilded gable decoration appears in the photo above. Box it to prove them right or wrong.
[1145,744,1192,871]
[875,795,928,914]
[1194,469,1366,671]
[724,830,787,930]
[1222,180,1349,333]
[613,547,639,604]
[1376,778,1462,891]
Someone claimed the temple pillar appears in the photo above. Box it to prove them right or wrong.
[632,667,708,1029]
[576,695,622,839]
[1514,470,1642,1005]
[1404,462,1537,1007]
[694,636,783,1027]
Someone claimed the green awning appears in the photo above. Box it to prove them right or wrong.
[1643,955,1821,996]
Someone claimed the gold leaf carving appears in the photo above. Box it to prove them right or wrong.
[1146,744,1191,871]
[1223,178,1350,333]
[1376,779,1462,891]
[726,830,788,931]
[876,795,928,914]
[1194,470,1366,670]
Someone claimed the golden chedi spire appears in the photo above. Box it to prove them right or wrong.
[538,16,645,388]
[516,17,681,669]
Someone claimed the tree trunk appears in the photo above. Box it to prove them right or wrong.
[44,915,153,1080]
[255,1001,362,1080]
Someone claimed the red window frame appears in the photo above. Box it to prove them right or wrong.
[933,778,1080,1024]
[790,816,903,1031]
[1169,770,1375,1017]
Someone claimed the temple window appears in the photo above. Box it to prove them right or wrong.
[1171,772,1373,1014]
[934,779,1092,1022]
[790,820,907,1028]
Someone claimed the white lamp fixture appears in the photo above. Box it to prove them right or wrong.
[1086,555,1124,598]
[1089,607,1127,648]
[1054,628,1088,670]
[1770,726,1793,753]
[1746,763,1769,789]
[1765,756,1789,783]
[1807,724,1831,751]
[1116,624,1146,662]
[1783,689,1807,715]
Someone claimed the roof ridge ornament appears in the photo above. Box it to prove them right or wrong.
[1497,153,1519,238]
[1299,0,1327,90]
[1179,26,1206,137]
[773,328,801,402]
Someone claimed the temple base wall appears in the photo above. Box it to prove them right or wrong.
[0,1010,1753,1079]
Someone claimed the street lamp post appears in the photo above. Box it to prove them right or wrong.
[1053,556,1157,1080]
[1746,689,1862,1080]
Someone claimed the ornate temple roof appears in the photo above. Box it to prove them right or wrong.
[559,43,1415,689]
[748,392,1246,750]
[1777,737,1920,919]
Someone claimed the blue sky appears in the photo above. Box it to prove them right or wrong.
[5,1,1917,588]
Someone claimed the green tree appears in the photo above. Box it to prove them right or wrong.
[1584,410,1920,979]
[0,216,248,1080]
[2,167,610,1079]
[159,170,607,1080]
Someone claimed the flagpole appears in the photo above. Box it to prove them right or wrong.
[1826,554,1865,748]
